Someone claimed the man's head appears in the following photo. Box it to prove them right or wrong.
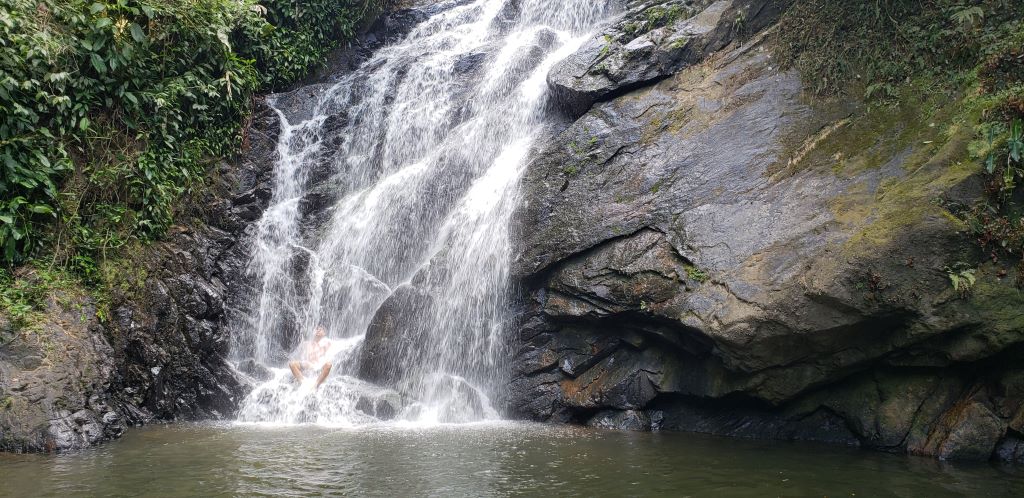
[314,326,326,340]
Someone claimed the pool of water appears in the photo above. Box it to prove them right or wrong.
[1,422,1021,497]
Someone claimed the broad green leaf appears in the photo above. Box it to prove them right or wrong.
[2,153,18,172]
[4,237,15,263]
[130,23,146,43]
[90,53,106,73]
[29,205,55,216]
[216,28,231,50]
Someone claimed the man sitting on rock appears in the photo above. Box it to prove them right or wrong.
[289,325,333,389]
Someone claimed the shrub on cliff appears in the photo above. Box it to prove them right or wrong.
[0,0,376,270]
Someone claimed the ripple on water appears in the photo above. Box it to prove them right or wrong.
[4,422,1009,497]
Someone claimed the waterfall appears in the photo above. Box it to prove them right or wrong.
[233,0,618,425]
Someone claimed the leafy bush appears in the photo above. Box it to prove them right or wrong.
[962,30,1024,270]
[0,264,78,328]
[774,1,1020,99]
[0,0,377,270]
[238,0,373,89]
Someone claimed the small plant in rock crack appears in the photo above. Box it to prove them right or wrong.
[620,4,688,40]
[733,11,747,38]
[599,34,614,58]
[944,264,977,297]
[684,264,709,283]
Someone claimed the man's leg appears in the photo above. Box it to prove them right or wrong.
[315,362,333,389]
[289,361,305,382]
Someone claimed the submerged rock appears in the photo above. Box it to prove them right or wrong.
[587,409,652,431]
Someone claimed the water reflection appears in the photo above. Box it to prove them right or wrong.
[1,424,1022,497]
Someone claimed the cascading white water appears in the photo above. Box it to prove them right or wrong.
[234,0,619,425]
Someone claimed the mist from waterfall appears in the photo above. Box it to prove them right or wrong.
[232,0,619,425]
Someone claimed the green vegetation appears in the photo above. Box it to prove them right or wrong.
[599,34,612,57]
[0,0,377,274]
[563,128,601,177]
[961,44,1024,270]
[0,263,79,328]
[944,263,978,296]
[776,1,1023,279]
[684,264,708,283]
[774,1,1018,99]
[621,4,689,39]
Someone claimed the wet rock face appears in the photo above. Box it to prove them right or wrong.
[108,0,458,424]
[112,101,282,425]
[588,409,652,431]
[358,284,435,385]
[510,0,1024,461]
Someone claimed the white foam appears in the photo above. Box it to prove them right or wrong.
[232,0,619,426]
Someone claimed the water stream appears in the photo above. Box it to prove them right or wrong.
[232,0,619,425]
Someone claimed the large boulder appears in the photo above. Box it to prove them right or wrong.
[509,1,1024,462]
[548,0,789,116]
[357,284,435,385]
[0,287,125,452]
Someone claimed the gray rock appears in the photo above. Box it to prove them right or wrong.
[237,359,273,382]
[916,400,1007,461]
[358,284,436,385]
[995,436,1024,463]
[547,0,789,116]
[510,6,1024,461]
[587,409,652,431]
[356,391,402,420]
[0,291,126,452]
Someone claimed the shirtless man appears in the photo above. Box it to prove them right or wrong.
[289,325,333,389]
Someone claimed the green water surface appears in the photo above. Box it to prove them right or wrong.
[1,422,1022,497]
